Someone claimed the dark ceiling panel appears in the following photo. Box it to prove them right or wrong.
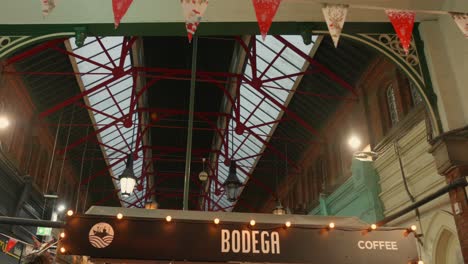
[143,36,236,209]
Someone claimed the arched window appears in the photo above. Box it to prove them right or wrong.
[409,81,423,106]
[386,84,399,126]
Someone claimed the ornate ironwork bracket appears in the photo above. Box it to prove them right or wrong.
[0,33,75,59]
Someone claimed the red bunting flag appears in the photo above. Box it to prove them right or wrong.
[5,238,17,253]
[41,0,56,17]
[450,12,468,38]
[112,0,134,29]
[322,4,349,48]
[181,0,209,43]
[385,9,415,54]
[252,0,282,40]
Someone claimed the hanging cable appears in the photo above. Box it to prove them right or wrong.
[393,140,424,245]
[75,126,90,212]
[44,110,63,195]
[82,157,94,213]
[57,105,76,196]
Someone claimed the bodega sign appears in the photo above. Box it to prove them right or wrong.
[61,215,418,263]
[221,229,280,254]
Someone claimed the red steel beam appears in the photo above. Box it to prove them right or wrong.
[274,35,357,96]
[3,38,67,66]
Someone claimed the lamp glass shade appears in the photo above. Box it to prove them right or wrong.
[272,200,286,215]
[223,161,242,203]
[120,176,136,197]
[199,171,209,182]
[119,155,137,197]
[225,182,240,202]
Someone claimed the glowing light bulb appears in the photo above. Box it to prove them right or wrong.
[250,220,256,226]
[60,232,65,238]
[370,224,377,230]
[57,204,66,212]
[166,215,172,222]
[418,261,424,264]
[214,218,220,224]
[117,213,123,220]
[0,116,10,129]
[411,225,417,231]
[60,247,66,253]
[329,222,335,229]
[66,210,74,216]
[285,221,291,228]
[348,135,362,150]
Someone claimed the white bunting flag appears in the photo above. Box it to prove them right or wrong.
[322,4,349,48]
[181,0,209,43]
[450,12,468,38]
[41,0,56,17]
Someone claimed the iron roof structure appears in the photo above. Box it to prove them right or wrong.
[3,33,377,212]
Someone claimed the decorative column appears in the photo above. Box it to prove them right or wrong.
[429,128,468,263]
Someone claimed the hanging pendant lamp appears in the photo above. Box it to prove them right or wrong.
[272,199,286,215]
[223,160,242,202]
[119,154,137,198]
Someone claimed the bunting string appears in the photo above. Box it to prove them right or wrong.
[37,0,467,44]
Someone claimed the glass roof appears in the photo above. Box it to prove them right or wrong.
[212,35,318,211]
[70,37,146,208]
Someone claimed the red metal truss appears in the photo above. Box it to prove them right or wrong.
[2,35,357,211]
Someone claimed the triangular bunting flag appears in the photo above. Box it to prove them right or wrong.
[450,12,468,38]
[112,0,134,29]
[252,0,282,40]
[180,0,209,43]
[385,9,415,54]
[322,4,349,48]
[41,0,56,17]
[5,238,18,253]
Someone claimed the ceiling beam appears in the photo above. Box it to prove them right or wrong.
[0,22,399,37]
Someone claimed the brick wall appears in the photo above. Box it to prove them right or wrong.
[0,64,81,207]
[265,55,422,213]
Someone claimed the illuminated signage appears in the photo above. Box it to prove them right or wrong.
[61,215,419,263]
[220,229,280,254]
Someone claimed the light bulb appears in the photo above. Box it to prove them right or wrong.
[418,261,424,264]
[411,225,417,231]
[370,224,377,230]
[214,218,220,224]
[66,210,74,216]
[57,204,66,212]
[250,220,256,226]
[329,222,335,229]
[348,135,362,150]
[117,213,123,220]
[60,232,65,238]
[166,215,172,222]
[285,221,291,228]
[0,116,10,129]
[60,247,66,253]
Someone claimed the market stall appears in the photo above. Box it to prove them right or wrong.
[58,206,420,263]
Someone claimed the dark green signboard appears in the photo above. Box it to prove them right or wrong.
[61,215,419,263]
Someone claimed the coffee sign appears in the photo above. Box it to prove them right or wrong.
[61,215,418,263]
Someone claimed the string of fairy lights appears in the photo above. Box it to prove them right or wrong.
[58,210,423,264]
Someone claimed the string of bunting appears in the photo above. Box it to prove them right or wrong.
[39,1,467,47]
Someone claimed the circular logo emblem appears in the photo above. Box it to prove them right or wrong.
[88,222,114,248]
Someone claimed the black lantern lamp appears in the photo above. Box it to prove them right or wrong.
[223,160,242,202]
[119,154,137,198]
[272,199,286,215]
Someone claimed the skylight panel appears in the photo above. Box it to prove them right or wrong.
[213,35,317,211]
[70,36,146,208]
